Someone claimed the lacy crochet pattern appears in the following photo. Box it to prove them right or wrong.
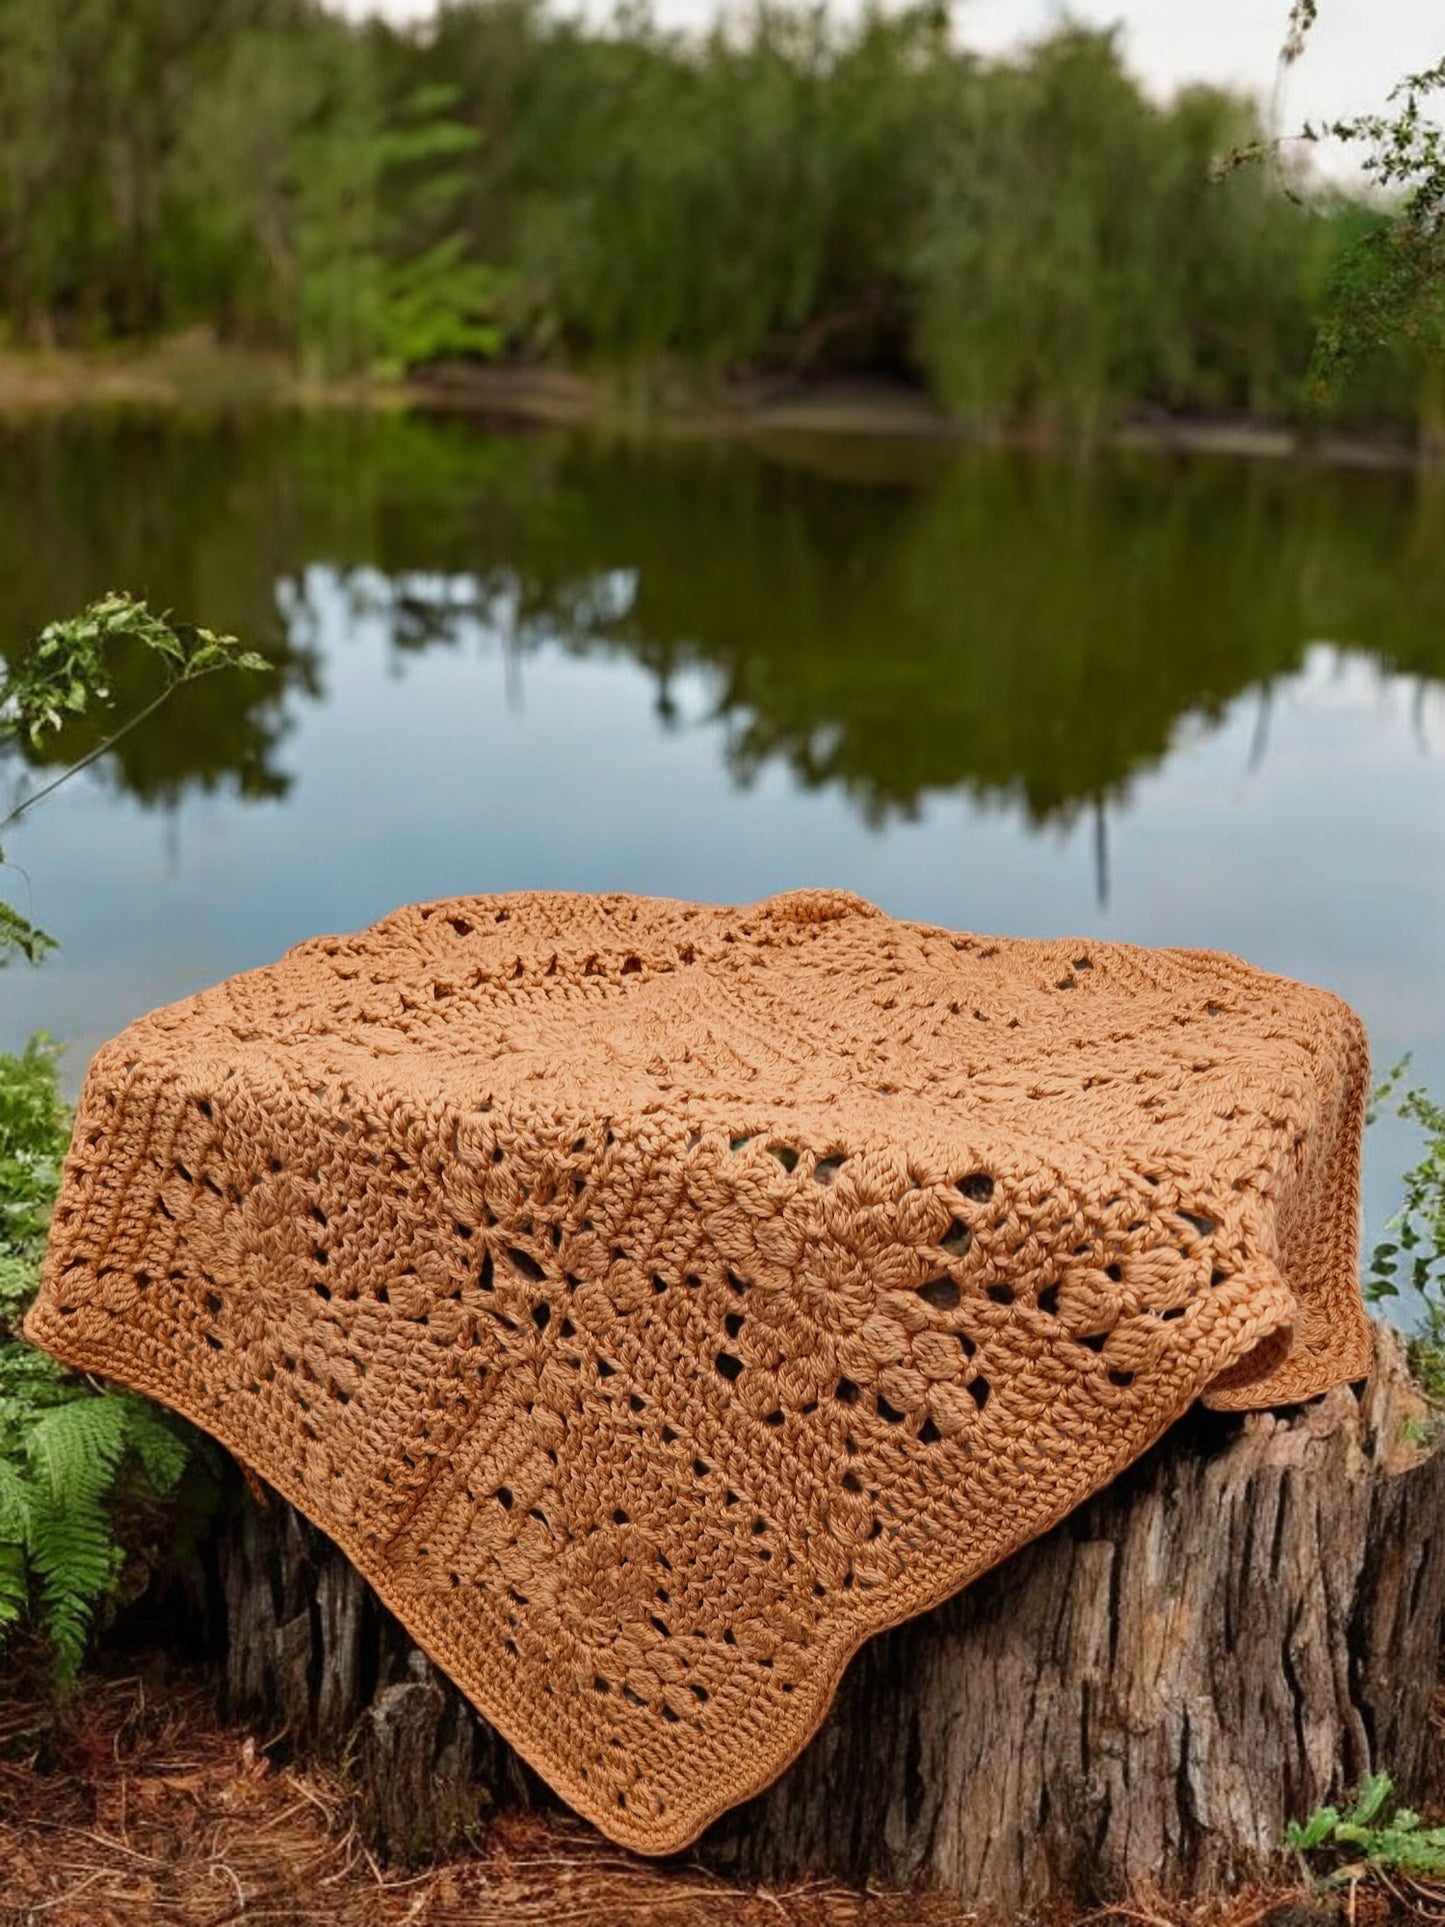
[26,889,1372,1851]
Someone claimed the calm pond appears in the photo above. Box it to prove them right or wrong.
[2,410,1442,1250]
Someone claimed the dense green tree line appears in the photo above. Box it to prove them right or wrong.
[0,0,1436,432]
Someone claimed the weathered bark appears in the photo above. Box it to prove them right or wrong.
[219,1491,541,1855]
[218,1325,1445,1917]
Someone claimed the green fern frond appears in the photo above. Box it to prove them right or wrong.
[116,1398,190,1497]
[0,1255,41,1332]
[0,1457,31,1636]
[26,1495,120,1680]
[0,1546,25,1636]
[24,1395,135,1678]
[0,1454,29,1534]
[0,1377,205,1680]
[0,1343,73,1469]
[0,601,262,1676]
[28,1394,131,1510]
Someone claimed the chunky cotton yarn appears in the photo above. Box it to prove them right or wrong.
[26,889,1372,1850]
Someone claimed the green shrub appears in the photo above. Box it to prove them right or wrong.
[1366,1061,1445,1400]
[0,599,262,1683]
[0,1040,198,1682]
[2,593,268,965]
[0,0,1436,433]
[1289,1772,1445,1883]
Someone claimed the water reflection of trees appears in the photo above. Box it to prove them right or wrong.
[2,412,1443,832]
[319,425,1445,833]
[0,415,323,809]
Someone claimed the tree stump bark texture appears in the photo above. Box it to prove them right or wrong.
[218,1326,1445,1918]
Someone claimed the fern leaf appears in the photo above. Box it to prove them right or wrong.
[0,1541,26,1638]
[27,1490,122,1681]
[28,1394,130,1508]
[1348,1773,1394,1828]
[25,1397,131,1680]
[118,1397,190,1496]
[0,1457,30,1637]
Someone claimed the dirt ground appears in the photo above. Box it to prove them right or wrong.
[0,338,1429,478]
[0,1667,1399,1927]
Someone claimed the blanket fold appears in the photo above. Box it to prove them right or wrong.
[25,888,1372,1850]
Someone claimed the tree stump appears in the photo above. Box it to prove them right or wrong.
[217,1324,1445,1919]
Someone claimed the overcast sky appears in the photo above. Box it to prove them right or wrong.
[328,0,1441,141]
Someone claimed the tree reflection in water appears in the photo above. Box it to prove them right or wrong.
[2,411,1443,910]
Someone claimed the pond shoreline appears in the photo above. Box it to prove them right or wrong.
[0,340,1429,472]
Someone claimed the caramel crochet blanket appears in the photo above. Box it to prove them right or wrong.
[26,889,1372,1852]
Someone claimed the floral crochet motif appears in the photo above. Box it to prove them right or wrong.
[25,888,1372,1851]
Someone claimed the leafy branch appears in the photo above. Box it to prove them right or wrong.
[1275,5,1445,384]
[0,1039,203,1683]
[0,595,262,1682]
[1281,2,1319,69]
[1366,1059,1445,1400]
[1,594,269,963]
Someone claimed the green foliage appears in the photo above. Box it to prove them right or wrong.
[1366,1060,1445,1399]
[913,32,1327,430]
[0,1390,191,1681]
[0,0,1434,431]
[0,1036,69,1277]
[372,236,509,379]
[0,1041,197,1682]
[368,83,515,377]
[287,58,513,379]
[1,593,269,963]
[493,4,953,378]
[1275,8,1444,428]
[5,593,267,750]
[1288,1773,1445,1883]
[0,592,259,1674]
[135,19,511,380]
[0,903,55,966]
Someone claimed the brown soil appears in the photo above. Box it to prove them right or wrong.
[1,1667,955,1926]
[0,336,295,414]
[0,1664,1378,1927]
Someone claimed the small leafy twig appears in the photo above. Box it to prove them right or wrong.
[1281,1,1319,68]
[1,593,269,831]
[1221,12,1445,387]
[0,594,269,963]
[1366,1059,1445,1401]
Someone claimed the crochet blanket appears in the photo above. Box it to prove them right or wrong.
[26,889,1372,1852]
